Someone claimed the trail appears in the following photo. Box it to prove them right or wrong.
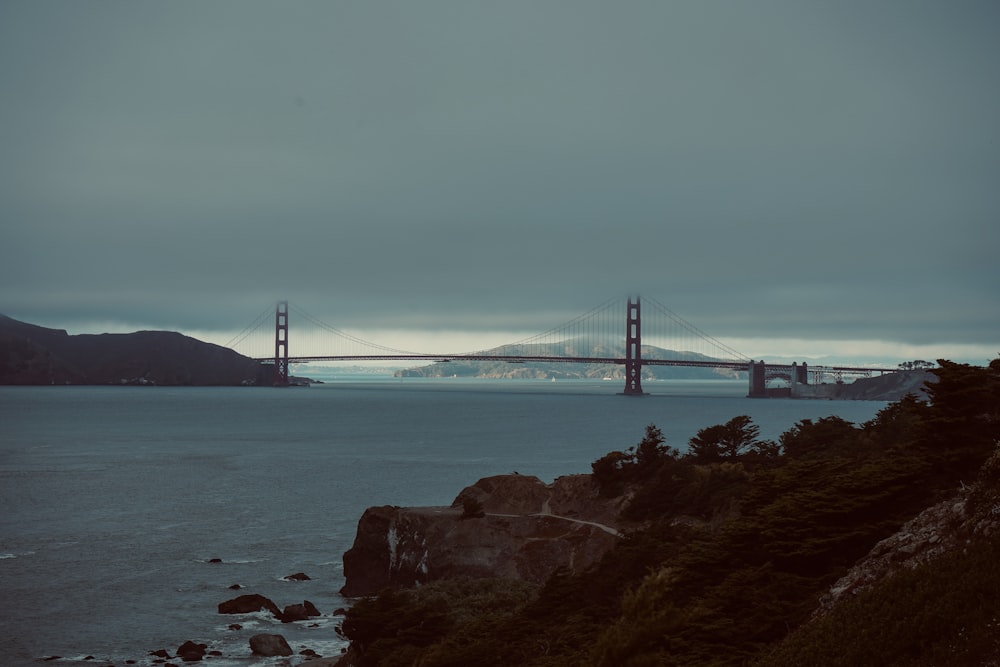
[486,493,622,538]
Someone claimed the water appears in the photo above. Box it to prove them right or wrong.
[0,379,887,666]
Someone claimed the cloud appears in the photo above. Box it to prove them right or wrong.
[1,1,997,360]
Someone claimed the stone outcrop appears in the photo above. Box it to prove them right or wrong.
[817,447,1000,615]
[249,633,293,657]
[793,369,936,401]
[176,640,207,662]
[218,593,282,617]
[281,600,321,622]
[340,474,627,597]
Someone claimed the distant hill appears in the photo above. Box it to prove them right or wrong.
[394,339,745,380]
[0,314,268,386]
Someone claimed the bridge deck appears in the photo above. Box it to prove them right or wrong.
[253,355,894,376]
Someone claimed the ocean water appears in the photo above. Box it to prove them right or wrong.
[0,379,888,666]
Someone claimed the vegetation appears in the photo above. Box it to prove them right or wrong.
[338,358,1000,666]
[459,496,485,519]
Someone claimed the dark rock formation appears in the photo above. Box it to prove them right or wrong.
[283,571,311,581]
[0,314,267,385]
[175,640,207,662]
[249,633,293,657]
[793,369,936,401]
[217,593,282,618]
[340,474,627,597]
[281,600,321,622]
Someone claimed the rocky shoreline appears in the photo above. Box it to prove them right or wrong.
[39,573,346,666]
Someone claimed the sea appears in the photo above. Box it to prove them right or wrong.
[0,378,889,666]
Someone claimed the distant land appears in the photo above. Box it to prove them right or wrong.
[396,345,934,401]
[0,314,934,400]
[0,314,267,386]
[395,340,742,381]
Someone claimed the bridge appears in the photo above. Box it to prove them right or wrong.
[227,296,897,397]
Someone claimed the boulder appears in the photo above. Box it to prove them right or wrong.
[281,600,321,622]
[249,633,293,657]
[283,571,311,581]
[340,474,627,596]
[217,593,281,617]
[175,640,207,662]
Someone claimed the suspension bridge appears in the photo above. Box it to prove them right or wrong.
[226,296,896,397]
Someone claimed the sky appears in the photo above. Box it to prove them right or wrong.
[1,1,997,365]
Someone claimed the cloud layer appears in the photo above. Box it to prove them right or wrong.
[1,1,997,358]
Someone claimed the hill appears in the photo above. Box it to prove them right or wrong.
[394,340,742,381]
[0,314,267,385]
[333,358,1000,666]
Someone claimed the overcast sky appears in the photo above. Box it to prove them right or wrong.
[1,1,997,363]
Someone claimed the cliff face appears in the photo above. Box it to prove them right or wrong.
[339,474,627,597]
[817,450,1000,616]
[0,314,267,385]
[793,369,935,401]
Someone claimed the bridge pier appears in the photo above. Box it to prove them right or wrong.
[789,361,808,397]
[623,297,644,395]
[747,360,767,398]
[274,300,289,386]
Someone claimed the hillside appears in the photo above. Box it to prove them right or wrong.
[334,358,1000,666]
[0,314,267,386]
[395,340,742,381]
[794,369,936,401]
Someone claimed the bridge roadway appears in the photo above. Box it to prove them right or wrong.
[258,354,894,376]
[261,354,749,370]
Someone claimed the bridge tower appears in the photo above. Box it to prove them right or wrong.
[748,360,767,398]
[274,300,289,386]
[623,297,644,395]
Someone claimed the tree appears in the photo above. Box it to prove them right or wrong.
[687,415,764,462]
[898,360,936,370]
[636,423,673,470]
[779,416,860,459]
[918,357,1000,483]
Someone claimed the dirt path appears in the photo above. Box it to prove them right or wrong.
[489,492,623,537]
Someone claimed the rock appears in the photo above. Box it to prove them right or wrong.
[249,633,293,657]
[281,601,321,622]
[207,558,222,563]
[340,474,626,596]
[149,649,172,658]
[333,607,347,616]
[792,369,937,401]
[817,492,978,615]
[228,583,241,589]
[175,640,207,662]
[218,593,282,617]
[283,571,311,581]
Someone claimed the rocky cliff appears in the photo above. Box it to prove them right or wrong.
[340,474,627,597]
[793,369,936,401]
[817,449,1000,616]
[0,314,267,385]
